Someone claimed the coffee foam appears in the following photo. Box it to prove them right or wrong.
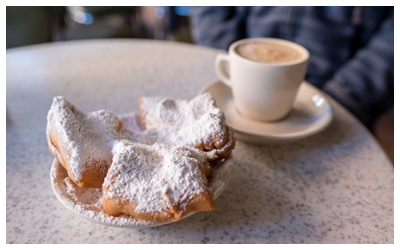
[236,41,303,64]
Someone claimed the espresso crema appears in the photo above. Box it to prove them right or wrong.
[236,41,303,64]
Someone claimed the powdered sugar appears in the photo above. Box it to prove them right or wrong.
[139,93,228,149]
[119,112,145,132]
[103,140,210,216]
[47,97,121,182]
[64,176,153,226]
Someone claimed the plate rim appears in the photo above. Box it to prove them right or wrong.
[200,80,333,141]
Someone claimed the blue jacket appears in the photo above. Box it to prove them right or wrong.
[191,6,394,127]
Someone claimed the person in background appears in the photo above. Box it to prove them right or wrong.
[190,6,393,130]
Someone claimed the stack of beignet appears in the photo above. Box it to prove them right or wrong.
[47,93,235,222]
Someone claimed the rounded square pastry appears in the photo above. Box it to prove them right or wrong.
[102,140,216,222]
[46,97,123,188]
[138,92,235,159]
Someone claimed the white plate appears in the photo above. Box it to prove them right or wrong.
[50,111,234,228]
[200,80,333,144]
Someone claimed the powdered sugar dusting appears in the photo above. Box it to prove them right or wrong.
[47,97,121,181]
[63,177,152,226]
[140,93,227,148]
[119,112,145,132]
[104,140,210,216]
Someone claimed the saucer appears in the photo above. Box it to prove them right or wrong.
[200,80,333,144]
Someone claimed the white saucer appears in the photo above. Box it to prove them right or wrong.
[50,112,233,228]
[200,80,333,144]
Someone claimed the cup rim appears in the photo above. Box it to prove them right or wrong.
[229,37,310,66]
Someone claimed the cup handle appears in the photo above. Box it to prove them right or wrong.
[215,53,231,87]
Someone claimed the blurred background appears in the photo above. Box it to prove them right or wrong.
[6,6,393,161]
[6,6,193,49]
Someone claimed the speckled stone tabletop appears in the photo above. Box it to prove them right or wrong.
[6,39,393,243]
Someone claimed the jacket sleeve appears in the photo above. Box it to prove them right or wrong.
[322,8,394,127]
[190,6,247,50]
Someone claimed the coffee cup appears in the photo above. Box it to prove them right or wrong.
[215,38,309,122]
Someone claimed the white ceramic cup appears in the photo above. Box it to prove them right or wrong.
[215,38,310,122]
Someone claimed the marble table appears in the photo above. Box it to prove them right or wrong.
[6,39,394,243]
